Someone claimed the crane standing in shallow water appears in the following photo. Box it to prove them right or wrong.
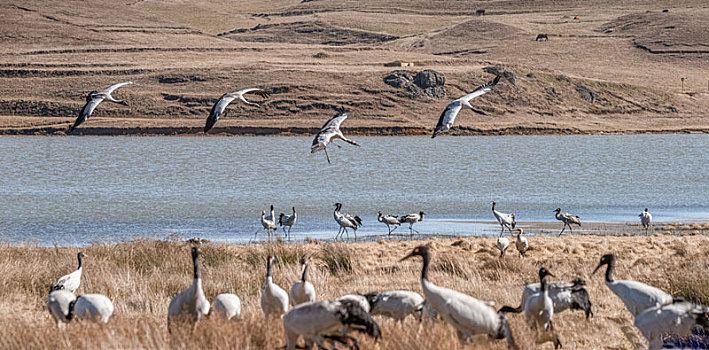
[639,208,652,235]
[492,201,516,236]
[377,211,401,236]
[554,208,581,236]
[333,203,362,241]
[279,206,297,240]
[400,211,424,235]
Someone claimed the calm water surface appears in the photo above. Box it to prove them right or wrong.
[0,135,706,245]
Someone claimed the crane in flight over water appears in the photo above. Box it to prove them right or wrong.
[203,88,270,133]
[311,112,359,164]
[431,75,501,138]
[68,80,139,133]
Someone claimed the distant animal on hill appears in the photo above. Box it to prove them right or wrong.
[476,9,485,16]
[662,9,669,13]
[574,15,580,20]
[536,34,549,41]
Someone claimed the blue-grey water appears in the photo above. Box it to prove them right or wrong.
[0,135,707,245]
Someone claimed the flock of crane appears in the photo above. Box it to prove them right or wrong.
[46,242,707,349]
[66,73,501,163]
[255,200,654,249]
[46,73,704,349]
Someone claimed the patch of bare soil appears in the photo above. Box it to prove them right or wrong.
[599,11,709,53]
[218,21,398,46]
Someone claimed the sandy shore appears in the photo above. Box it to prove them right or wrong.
[1,228,708,349]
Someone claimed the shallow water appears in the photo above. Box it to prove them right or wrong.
[0,134,706,245]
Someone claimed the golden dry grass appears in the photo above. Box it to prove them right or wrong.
[1,232,708,349]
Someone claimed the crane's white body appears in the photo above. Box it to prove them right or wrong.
[51,252,84,294]
[261,210,278,241]
[377,212,401,235]
[555,208,581,235]
[290,259,316,306]
[400,211,424,234]
[595,254,673,318]
[283,300,379,350]
[634,301,709,350]
[368,290,424,321]
[261,256,289,318]
[279,207,297,239]
[333,203,361,240]
[432,75,501,138]
[336,294,371,313]
[74,294,114,323]
[167,248,210,329]
[212,293,242,320]
[497,237,510,257]
[518,281,587,315]
[47,290,76,326]
[524,287,554,330]
[491,201,515,235]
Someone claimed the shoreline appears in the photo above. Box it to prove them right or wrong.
[1,125,709,136]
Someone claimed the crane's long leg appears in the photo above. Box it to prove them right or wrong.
[499,226,505,237]
[386,224,392,235]
[353,229,357,242]
[288,226,292,240]
[324,147,331,164]
[559,224,566,236]
[568,224,573,234]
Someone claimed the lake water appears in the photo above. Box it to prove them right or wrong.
[0,135,707,245]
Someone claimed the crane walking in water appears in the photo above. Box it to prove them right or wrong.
[639,208,652,235]
[554,208,581,236]
[333,203,362,240]
[491,201,516,236]
[311,112,359,164]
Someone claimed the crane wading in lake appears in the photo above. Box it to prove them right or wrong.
[203,88,270,133]
[68,80,139,133]
[432,75,501,138]
[311,112,359,164]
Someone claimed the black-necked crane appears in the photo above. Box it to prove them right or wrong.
[47,290,76,327]
[283,299,380,350]
[265,204,275,223]
[431,75,501,138]
[497,235,510,257]
[500,277,593,319]
[592,254,674,318]
[290,257,316,306]
[261,210,277,241]
[377,211,401,236]
[203,88,269,133]
[515,228,529,257]
[68,80,139,133]
[400,211,424,235]
[333,203,362,241]
[73,294,114,323]
[167,247,210,331]
[554,208,581,236]
[523,267,555,331]
[492,201,516,236]
[639,208,652,235]
[400,246,518,348]
[212,293,242,320]
[634,301,709,350]
[261,255,289,318]
[50,252,85,294]
[364,290,425,321]
[279,206,297,240]
[311,112,359,164]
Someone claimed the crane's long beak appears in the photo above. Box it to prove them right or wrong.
[591,263,603,276]
[400,252,415,262]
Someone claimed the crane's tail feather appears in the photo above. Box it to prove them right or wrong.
[498,305,522,314]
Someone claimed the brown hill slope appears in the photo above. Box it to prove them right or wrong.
[0,0,707,135]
